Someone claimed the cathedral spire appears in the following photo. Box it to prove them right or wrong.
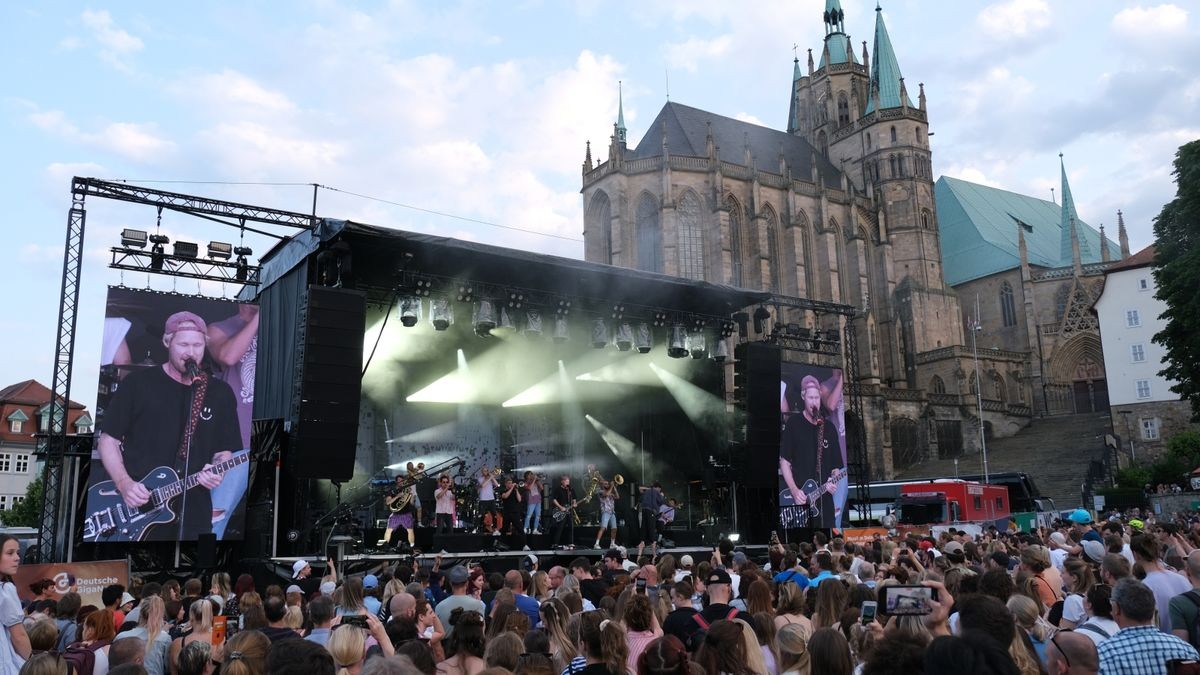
[788,57,801,134]
[1058,154,1093,264]
[864,3,914,113]
[818,0,857,67]
[823,0,845,35]
[615,81,627,145]
[1117,209,1131,257]
[1099,224,1111,262]
[582,140,592,174]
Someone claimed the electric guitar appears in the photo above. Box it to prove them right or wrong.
[83,453,249,542]
[779,468,846,528]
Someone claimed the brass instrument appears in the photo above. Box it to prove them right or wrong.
[388,458,458,512]
[612,474,625,486]
[583,464,601,502]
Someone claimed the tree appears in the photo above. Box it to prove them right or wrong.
[2,476,42,528]
[1153,139,1200,420]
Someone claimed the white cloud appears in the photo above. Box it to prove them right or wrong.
[665,35,733,73]
[1112,5,1188,40]
[976,0,1051,41]
[27,107,175,164]
[80,9,143,69]
[939,165,1003,189]
[195,122,344,177]
[171,70,296,116]
[734,112,765,126]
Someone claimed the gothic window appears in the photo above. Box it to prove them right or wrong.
[837,93,850,127]
[921,209,931,229]
[898,155,906,177]
[917,127,924,145]
[765,207,781,292]
[1054,284,1071,322]
[635,193,663,273]
[999,281,1017,327]
[818,130,829,156]
[889,155,897,178]
[991,373,1005,402]
[890,126,898,143]
[931,375,946,394]
[677,191,704,281]
[865,132,872,149]
[586,191,612,264]
[726,194,744,287]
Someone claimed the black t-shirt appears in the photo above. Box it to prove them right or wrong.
[696,603,739,627]
[100,366,241,539]
[579,578,610,605]
[502,486,523,515]
[662,607,700,644]
[780,411,843,528]
[552,484,574,510]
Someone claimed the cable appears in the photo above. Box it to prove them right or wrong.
[362,290,399,377]
[317,184,584,243]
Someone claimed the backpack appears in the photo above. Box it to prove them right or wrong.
[1181,590,1200,649]
[62,639,108,675]
[688,607,740,652]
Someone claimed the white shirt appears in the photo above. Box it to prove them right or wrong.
[478,475,496,501]
[1050,548,1068,571]
[0,583,24,675]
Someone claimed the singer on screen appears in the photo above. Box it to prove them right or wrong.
[96,311,240,541]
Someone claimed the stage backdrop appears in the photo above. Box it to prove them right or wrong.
[84,288,257,543]
[778,363,847,530]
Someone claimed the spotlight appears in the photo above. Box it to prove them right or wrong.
[399,296,422,327]
[431,298,453,331]
[667,325,689,359]
[611,304,625,320]
[553,316,570,343]
[235,258,249,282]
[494,306,517,335]
[120,229,148,248]
[207,241,233,260]
[507,291,525,309]
[473,299,497,337]
[591,318,610,349]
[720,320,736,338]
[456,285,474,303]
[688,332,707,359]
[713,338,730,363]
[732,311,750,338]
[753,306,771,334]
[234,245,253,257]
[614,322,634,351]
[173,241,199,259]
[413,278,434,297]
[524,309,544,338]
[635,323,653,354]
[652,311,668,328]
[149,234,170,246]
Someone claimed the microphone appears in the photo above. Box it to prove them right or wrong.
[184,359,200,379]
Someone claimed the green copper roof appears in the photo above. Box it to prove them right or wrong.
[864,5,913,113]
[818,33,857,68]
[1058,155,1092,263]
[787,59,800,133]
[935,176,1122,285]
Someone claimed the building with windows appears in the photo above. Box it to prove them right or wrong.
[1094,246,1195,460]
[0,380,90,513]
[580,1,1128,478]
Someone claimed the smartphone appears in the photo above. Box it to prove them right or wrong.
[860,601,877,625]
[342,614,369,629]
[636,578,647,593]
[212,616,227,646]
[881,585,937,616]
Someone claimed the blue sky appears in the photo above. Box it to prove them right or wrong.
[2,1,1198,411]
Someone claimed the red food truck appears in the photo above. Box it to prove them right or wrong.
[895,480,1011,534]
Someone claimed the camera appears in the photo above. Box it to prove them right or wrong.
[341,615,369,629]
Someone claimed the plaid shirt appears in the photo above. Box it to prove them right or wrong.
[1097,625,1200,675]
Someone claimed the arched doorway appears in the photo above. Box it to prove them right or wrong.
[891,418,921,470]
[1072,355,1109,413]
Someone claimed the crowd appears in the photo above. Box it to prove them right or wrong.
[5,507,1200,675]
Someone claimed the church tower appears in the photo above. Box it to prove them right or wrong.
[791,0,870,159]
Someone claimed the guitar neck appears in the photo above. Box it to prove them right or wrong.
[156,454,248,503]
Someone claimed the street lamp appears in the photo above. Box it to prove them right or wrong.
[971,293,990,483]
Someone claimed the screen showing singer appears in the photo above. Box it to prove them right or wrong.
[778,364,847,530]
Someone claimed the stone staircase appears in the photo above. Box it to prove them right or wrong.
[895,412,1112,510]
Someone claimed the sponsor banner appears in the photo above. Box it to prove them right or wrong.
[14,559,130,608]
[840,527,889,545]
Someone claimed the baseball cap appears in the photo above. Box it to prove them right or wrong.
[447,566,470,585]
[320,581,336,596]
[363,574,379,589]
[1082,540,1106,564]
[706,569,732,586]
[943,541,964,555]
[1068,509,1093,525]
[292,560,309,578]
[286,585,302,595]
[1049,532,1067,547]
[918,540,933,551]
[164,311,208,336]
[731,551,748,566]
[680,555,694,568]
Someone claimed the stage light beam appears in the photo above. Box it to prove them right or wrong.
[406,349,474,403]
[649,362,730,437]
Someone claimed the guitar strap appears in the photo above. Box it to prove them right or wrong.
[178,374,209,470]
[815,417,825,488]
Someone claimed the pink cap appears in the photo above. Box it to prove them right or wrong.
[164,311,207,336]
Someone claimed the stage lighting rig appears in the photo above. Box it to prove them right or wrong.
[399,296,422,327]
[635,322,652,354]
[431,298,454,331]
[652,311,668,328]
[555,299,572,317]
[752,306,772,334]
[610,304,625,320]
[552,316,570,343]
[712,338,729,363]
[412,278,434,297]
[688,331,707,359]
[507,291,525,309]
[667,324,689,359]
[523,309,544,338]
[473,299,498,337]
[120,229,148,249]
[173,240,199,259]
[591,318,610,349]
[207,241,233,260]
[720,320,736,338]
[456,284,474,303]
[614,321,634,352]
[732,311,750,338]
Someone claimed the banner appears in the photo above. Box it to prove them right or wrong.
[14,560,129,609]
[841,527,890,545]
[84,288,258,543]
[778,364,847,530]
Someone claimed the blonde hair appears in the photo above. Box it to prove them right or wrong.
[733,618,769,675]
[327,625,367,675]
[189,598,213,633]
[776,623,811,675]
[531,571,550,600]
[222,629,269,675]
[139,595,166,647]
[283,605,304,630]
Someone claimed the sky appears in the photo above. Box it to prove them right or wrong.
[2,0,1198,412]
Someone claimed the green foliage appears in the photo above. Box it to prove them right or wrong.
[1166,430,1200,467]
[1115,465,1152,490]
[1153,139,1200,421]
[2,476,43,528]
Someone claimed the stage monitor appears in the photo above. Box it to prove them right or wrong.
[84,288,258,544]
[778,363,847,530]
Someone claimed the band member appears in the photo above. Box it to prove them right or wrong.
[477,467,500,534]
[658,497,677,543]
[500,475,526,549]
[434,474,456,535]
[96,311,239,540]
[593,478,619,550]
[384,474,417,547]
[523,471,544,535]
[637,482,665,559]
[780,372,845,529]
[550,475,577,550]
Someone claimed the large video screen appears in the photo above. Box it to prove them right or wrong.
[84,288,258,543]
[778,363,847,530]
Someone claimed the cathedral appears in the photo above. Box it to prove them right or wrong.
[579,1,1125,479]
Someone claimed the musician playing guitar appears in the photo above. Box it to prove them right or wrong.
[779,372,844,529]
[95,311,239,541]
[550,475,577,550]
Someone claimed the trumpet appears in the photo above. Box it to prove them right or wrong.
[482,466,503,477]
[405,461,426,477]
